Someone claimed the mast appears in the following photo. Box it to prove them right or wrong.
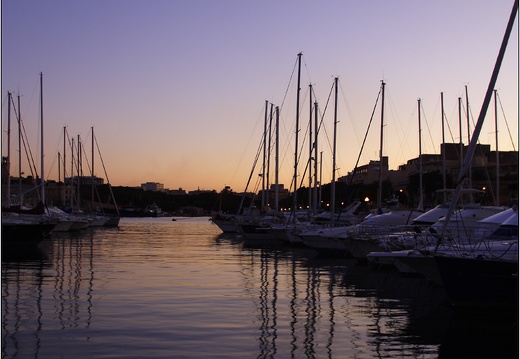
[440,0,517,239]
[308,84,313,213]
[71,137,74,209]
[262,100,268,211]
[58,153,60,183]
[319,151,323,208]
[458,97,463,169]
[292,52,302,220]
[17,94,22,206]
[6,92,12,208]
[40,72,45,205]
[494,89,500,205]
[274,106,280,213]
[63,126,67,186]
[267,103,273,208]
[417,98,423,211]
[92,126,95,208]
[378,81,386,213]
[77,135,81,212]
[465,85,471,144]
[441,92,447,203]
[4,92,12,207]
[331,77,339,223]
[313,100,319,215]
[58,152,61,204]
[465,85,472,187]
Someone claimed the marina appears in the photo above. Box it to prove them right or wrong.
[1,217,518,358]
[2,2,518,358]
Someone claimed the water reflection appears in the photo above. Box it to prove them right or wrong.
[2,242,49,359]
[2,231,98,359]
[235,236,517,358]
[2,221,517,359]
[52,232,95,331]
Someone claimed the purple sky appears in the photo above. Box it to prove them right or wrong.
[2,0,518,192]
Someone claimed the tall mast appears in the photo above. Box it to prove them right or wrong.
[417,98,423,211]
[63,126,67,184]
[71,137,74,209]
[262,100,268,211]
[440,0,517,239]
[465,85,471,144]
[92,126,95,208]
[6,92,12,207]
[313,100,319,215]
[378,81,386,213]
[465,85,472,187]
[319,151,323,207]
[308,84,313,213]
[458,97,463,169]
[40,72,45,205]
[292,52,302,220]
[331,77,338,223]
[17,95,22,206]
[60,129,63,207]
[58,152,61,183]
[494,89,500,205]
[78,135,81,211]
[267,103,273,208]
[275,106,280,213]
[441,92,447,203]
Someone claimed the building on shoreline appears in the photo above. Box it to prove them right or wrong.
[141,182,165,192]
[339,142,518,207]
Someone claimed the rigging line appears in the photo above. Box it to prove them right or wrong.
[278,56,300,114]
[496,91,517,151]
[315,81,336,161]
[316,81,335,134]
[1,93,9,141]
[302,54,314,86]
[443,111,457,143]
[386,89,413,166]
[295,122,311,185]
[293,87,311,169]
[338,80,362,148]
[249,173,262,208]
[280,85,313,188]
[78,134,103,210]
[419,100,438,155]
[238,127,265,214]
[276,112,292,176]
[45,130,64,179]
[20,76,40,130]
[344,86,382,204]
[466,96,492,170]
[79,132,93,176]
[228,105,266,186]
[94,134,119,210]
[443,102,466,167]
[19,115,39,180]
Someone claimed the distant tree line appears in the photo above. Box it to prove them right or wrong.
[84,169,510,216]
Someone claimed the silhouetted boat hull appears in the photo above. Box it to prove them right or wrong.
[2,221,55,243]
[434,255,518,308]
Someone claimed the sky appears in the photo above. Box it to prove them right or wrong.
[1,0,518,194]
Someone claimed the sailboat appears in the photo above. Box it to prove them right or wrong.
[340,84,425,260]
[1,77,58,243]
[429,1,518,307]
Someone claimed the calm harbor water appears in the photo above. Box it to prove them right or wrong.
[2,217,518,358]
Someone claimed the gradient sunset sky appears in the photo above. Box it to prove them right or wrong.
[2,1,518,193]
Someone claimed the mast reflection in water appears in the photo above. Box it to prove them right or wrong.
[2,217,517,358]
